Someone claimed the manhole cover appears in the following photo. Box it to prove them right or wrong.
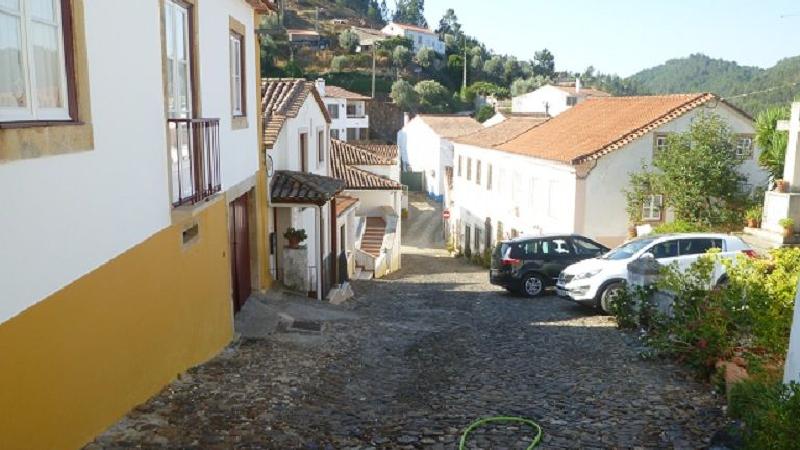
[291,320,323,332]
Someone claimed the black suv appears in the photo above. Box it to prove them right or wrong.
[490,234,609,297]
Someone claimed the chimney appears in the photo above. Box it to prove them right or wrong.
[575,77,581,94]
[315,78,326,97]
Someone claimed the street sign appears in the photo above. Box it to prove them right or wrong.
[443,210,450,220]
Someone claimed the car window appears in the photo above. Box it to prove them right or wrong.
[649,240,679,259]
[530,238,572,256]
[679,238,722,255]
[572,237,604,256]
[602,237,656,260]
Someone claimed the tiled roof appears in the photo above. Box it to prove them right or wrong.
[330,140,396,165]
[245,0,277,12]
[417,115,483,139]
[331,144,403,190]
[553,85,611,97]
[496,93,722,165]
[353,143,398,162]
[261,78,330,149]
[335,195,359,216]
[270,170,345,205]
[389,22,435,35]
[453,117,549,147]
[323,85,371,100]
[286,29,320,36]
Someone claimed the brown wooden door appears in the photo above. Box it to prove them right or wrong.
[230,194,251,313]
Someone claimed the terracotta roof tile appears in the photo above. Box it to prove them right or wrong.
[335,195,359,216]
[270,170,345,205]
[453,117,549,147]
[330,140,396,165]
[388,22,435,35]
[496,93,723,165]
[353,143,398,162]
[261,78,330,149]
[331,143,403,190]
[323,85,371,100]
[417,115,483,139]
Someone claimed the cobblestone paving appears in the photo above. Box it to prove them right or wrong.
[88,196,724,449]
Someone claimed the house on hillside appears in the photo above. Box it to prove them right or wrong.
[451,94,770,254]
[512,81,610,117]
[286,29,323,48]
[315,79,371,141]
[351,26,387,53]
[398,114,483,202]
[262,78,348,300]
[0,1,275,448]
[381,22,445,54]
[330,140,404,278]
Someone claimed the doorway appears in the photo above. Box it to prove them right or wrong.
[230,194,252,313]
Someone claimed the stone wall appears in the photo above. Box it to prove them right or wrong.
[367,101,404,143]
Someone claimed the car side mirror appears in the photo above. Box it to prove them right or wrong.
[640,252,655,260]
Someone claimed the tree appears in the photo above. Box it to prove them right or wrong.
[415,47,435,68]
[379,0,390,21]
[510,76,547,97]
[533,48,555,78]
[331,55,350,71]
[446,54,464,81]
[390,79,418,111]
[393,0,427,27]
[437,8,461,37]
[626,113,749,228]
[503,57,521,84]
[483,56,504,81]
[414,80,450,113]
[338,30,360,53]
[755,106,791,179]
[392,45,412,70]
[475,105,495,123]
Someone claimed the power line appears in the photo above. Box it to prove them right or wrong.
[721,80,800,101]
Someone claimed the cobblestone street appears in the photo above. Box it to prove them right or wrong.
[88,196,724,449]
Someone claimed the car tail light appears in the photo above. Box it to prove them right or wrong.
[742,249,758,259]
[501,257,520,266]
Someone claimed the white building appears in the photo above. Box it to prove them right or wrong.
[451,94,769,254]
[381,22,445,54]
[512,82,610,117]
[398,114,482,202]
[0,1,274,448]
[315,79,370,141]
[262,78,347,300]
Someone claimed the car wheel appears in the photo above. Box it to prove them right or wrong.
[598,282,624,313]
[521,274,545,298]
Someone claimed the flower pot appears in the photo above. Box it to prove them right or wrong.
[627,226,637,238]
[783,227,793,239]
[287,237,301,249]
[776,180,789,193]
[746,218,757,228]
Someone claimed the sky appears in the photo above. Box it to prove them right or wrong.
[421,0,800,77]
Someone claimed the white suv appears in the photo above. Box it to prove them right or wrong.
[556,233,755,312]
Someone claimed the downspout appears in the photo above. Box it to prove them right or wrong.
[316,203,323,301]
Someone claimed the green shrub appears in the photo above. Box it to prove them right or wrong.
[482,248,492,268]
[729,379,800,450]
[652,219,709,234]
[475,105,495,123]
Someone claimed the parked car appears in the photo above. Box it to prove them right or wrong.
[490,234,610,297]
[556,233,756,313]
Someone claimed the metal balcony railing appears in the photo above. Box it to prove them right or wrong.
[168,118,221,207]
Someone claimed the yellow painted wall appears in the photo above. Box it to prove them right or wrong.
[0,199,234,450]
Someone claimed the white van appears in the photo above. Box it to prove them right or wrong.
[556,233,755,313]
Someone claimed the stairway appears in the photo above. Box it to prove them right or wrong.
[360,217,387,257]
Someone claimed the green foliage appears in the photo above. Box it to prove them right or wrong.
[414,80,450,113]
[756,106,791,179]
[481,248,492,268]
[468,81,510,99]
[510,76,548,97]
[283,227,308,243]
[393,0,427,27]
[475,105,495,123]
[779,217,795,229]
[447,54,464,81]
[392,45,412,69]
[338,29,360,53]
[311,71,393,97]
[623,165,659,224]
[652,220,710,234]
[533,48,555,77]
[745,205,763,222]
[436,8,461,37]
[283,60,303,78]
[378,36,413,52]
[390,79,418,111]
[483,56,504,81]
[729,379,800,450]
[330,55,350,71]
[415,47,435,68]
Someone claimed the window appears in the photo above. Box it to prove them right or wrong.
[649,240,679,259]
[165,0,193,119]
[475,160,481,184]
[299,132,307,171]
[1,0,73,122]
[642,194,663,221]
[572,237,605,256]
[519,238,572,257]
[487,164,493,190]
[327,104,339,119]
[474,228,482,252]
[346,103,357,117]
[678,238,722,256]
[330,128,339,140]
[457,155,462,177]
[229,31,245,116]
[317,129,324,163]
[566,96,577,106]
[654,134,669,154]
[736,135,754,159]
[466,158,472,180]
[346,127,356,141]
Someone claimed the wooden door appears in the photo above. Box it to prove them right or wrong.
[230,194,252,313]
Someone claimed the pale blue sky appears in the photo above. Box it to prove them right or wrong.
[422,0,800,76]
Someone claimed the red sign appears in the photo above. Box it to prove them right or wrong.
[442,210,450,220]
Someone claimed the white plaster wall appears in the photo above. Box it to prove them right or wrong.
[583,103,769,246]
[381,24,444,54]
[269,97,330,176]
[511,85,569,116]
[323,97,348,140]
[348,190,399,216]
[398,117,442,196]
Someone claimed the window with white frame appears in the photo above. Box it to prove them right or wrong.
[486,163,492,190]
[736,135,753,158]
[165,0,192,119]
[317,129,325,163]
[1,0,73,122]
[566,96,577,106]
[466,157,472,180]
[642,194,663,221]
[457,155,462,177]
[327,103,339,119]
[654,134,669,154]
[330,128,339,140]
[475,160,481,184]
[229,31,244,116]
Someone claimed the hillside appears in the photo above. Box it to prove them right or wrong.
[627,53,800,114]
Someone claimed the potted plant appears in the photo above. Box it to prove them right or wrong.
[775,179,790,193]
[283,227,307,249]
[745,206,762,228]
[627,224,637,239]
[779,218,795,239]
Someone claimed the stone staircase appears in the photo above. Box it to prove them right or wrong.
[360,217,386,257]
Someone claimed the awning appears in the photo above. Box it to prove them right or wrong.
[270,170,346,206]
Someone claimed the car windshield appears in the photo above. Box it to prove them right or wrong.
[601,237,657,261]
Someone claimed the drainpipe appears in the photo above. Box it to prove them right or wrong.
[316,204,323,301]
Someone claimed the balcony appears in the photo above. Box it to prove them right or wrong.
[168,118,222,207]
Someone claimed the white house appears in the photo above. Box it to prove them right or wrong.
[512,81,610,117]
[331,140,404,278]
[398,114,482,202]
[381,22,445,54]
[262,78,347,300]
[451,94,770,254]
[0,1,274,448]
[315,79,370,141]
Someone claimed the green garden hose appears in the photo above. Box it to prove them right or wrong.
[458,416,543,450]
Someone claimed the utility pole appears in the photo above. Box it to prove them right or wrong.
[462,36,468,94]
[371,45,377,98]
